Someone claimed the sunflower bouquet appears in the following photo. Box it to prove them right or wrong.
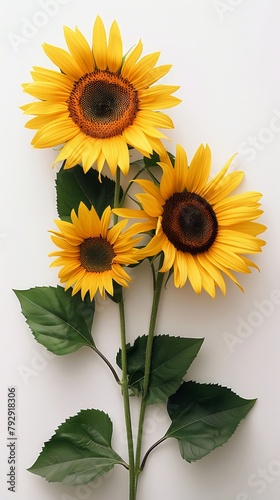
[16,16,266,500]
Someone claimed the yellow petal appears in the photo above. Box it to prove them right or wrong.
[207,171,244,205]
[114,136,130,175]
[160,237,176,272]
[139,92,182,110]
[30,66,73,85]
[136,193,163,218]
[216,206,264,225]
[197,253,226,295]
[63,26,94,73]
[124,52,160,87]
[100,206,111,238]
[107,20,123,72]
[186,144,211,194]
[134,179,165,205]
[137,234,163,259]
[92,16,107,70]
[101,271,114,297]
[133,116,168,139]
[101,137,119,172]
[207,246,250,273]
[139,85,180,100]
[173,251,188,287]
[42,43,83,80]
[230,221,267,236]
[80,138,102,173]
[160,161,177,200]
[81,273,98,300]
[136,109,174,129]
[201,153,237,199]
[141,64,173,87]
[193,258,217,297]
[123,124,153,154]
[31,117,78,147]
[124,220,156,237]
[111,264,131,287]
[215,230,266,253]
[96,150,106,177]
[121,40,143,78]
[22,82,70,101]
[50,235,74,251]
[146,137,167,156]
[113,208,150,220]
[21,101,68,116]
[88,205,104,236]
[66,268,86,290]
[173,144,188,193]
[108,219,128,245]
[54,133,89,166]
[185,253,202,294]
[214,191,262,211]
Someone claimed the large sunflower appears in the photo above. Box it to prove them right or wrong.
[21,16,180,176]
[114,144,266,297]
[49,202,141,300]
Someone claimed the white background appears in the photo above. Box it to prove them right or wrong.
[1,0,280,499]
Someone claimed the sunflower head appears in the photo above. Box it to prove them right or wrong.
[114,144,266,297]
[161,191,218,254]
[49,202,141,300]
[21,16,181,177]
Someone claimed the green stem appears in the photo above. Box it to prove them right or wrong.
[90,345,120,384]
[119,294,136,500]
[119,164,160,207]
[135,258,165,486]
[113,167,121,223]
[140,435,167,471]
[114,166,136,499]
[119,166,145,206]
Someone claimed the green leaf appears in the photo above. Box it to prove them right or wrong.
[143,151,161,168]
[117,335,204,404]
[14,286,95,355]
[56,164,123,220]
[28,409,126,485]
[143,150,175,168]
[165,381,257,462]
[106,281,123,304]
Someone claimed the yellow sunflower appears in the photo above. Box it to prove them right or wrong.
[49,202,141,300]
[21,16,180,177]
[114,144,266,297]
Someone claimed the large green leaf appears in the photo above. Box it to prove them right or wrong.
[117,335,203,404]
[14,286,95,355]
[28,409,126,485]
[165,381,256,462]
[56,164,122,220]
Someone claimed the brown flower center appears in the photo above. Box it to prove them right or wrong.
[67,70,139,138]
[80,237,116,272]
[161,192,218,254]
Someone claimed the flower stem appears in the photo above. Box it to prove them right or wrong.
[134,258,165,486]
[140,435,167,471]
[119,294,136,500]
[113,167,121,222]
[90,345,120,384]
[114,166,136,499]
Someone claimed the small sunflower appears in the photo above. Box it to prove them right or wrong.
[21,16,180,177]
[49,202,141,300]
[114,144,266,297]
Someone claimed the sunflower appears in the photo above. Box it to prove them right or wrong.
[113,144,266,297]
[21,16,180,177]
[49,202,141,300]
